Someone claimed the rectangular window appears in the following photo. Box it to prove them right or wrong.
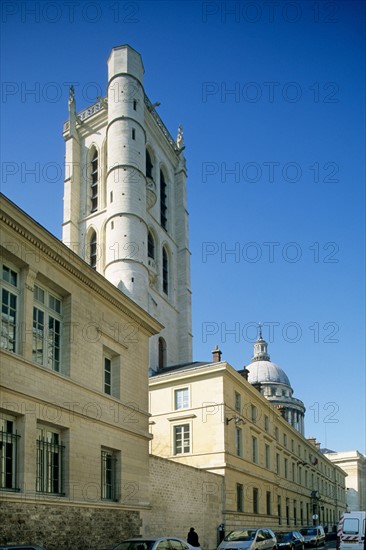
[251,405,257,423]
[284,458,288,478]
[252,436,258,463]
[274,426,279,441]
[132,128,136,140]
[1,264,19,353]
[265,444,270,469]
[174,388,189,410]
[36,426,64,494]
[283,433,287,447]
[174,424,190,454]
[133,100,137,111]
[101,449,117,500]
[276,453,280,475]
[33,285,62,371]
[235,391,241,412]
[104,357,111,395]
[278,496,282,525]
[266,491,271,515]
[253,487,259,513]
[0,415,20,491]
[264,414,269,431]
[292,462,296,482]
[235,427,242,456]
[237,483,243,512]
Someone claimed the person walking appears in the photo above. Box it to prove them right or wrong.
[187,527,200,548]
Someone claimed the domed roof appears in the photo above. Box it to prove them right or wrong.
[246,359,291,386]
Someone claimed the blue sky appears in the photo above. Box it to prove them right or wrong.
[1,1,365,453]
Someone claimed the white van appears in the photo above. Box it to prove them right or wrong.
[337,511,366,550]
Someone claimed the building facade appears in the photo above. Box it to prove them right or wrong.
[62,44,192,371]
[324,451,366,511]
[0,194,162,549]
[149,350,347,533]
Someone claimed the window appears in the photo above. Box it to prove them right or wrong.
[286,498,290,525]
[37,426,64,494]
[235,427,242,456]
[104,357,112,395]
[278,495,282,525]
[237,483,243,512]
[266,491,271,515]
[146,149,153,179]
[276,453,280,475]
[252,436,258,463]
[253,487,259,513]
[175,388,189,410]
[251,405,257,423]
[292,462,296,481]
[174,424,190,454]
[162,247,168,294]
[274,426,279,441]
[33,285,62,372]
[294,500,297,526]
[90,230,97,269]
[235,391,241,412]
[133,99,137,111]
[1,264,19,353]
[283,433,287,447]
[148,231,155,259]
[90,149,98,212]
[264,414,269,431]
[158,337,167,369]
[0,415,19,491]
[132,128,136,140]
[284,458,288,478]
[160,170,167,229]
[101,449,117,500]
[265,444,270,469]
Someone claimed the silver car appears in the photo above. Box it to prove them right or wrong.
[218,529,277,550]
[112,538,199,550]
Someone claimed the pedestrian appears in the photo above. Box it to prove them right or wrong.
[187,527,200,548]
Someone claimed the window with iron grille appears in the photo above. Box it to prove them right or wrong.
[1,264,19,353]
[0,415,20,491]
[33,284,62,372]
[101,449,118,500]
[36,427,64,494]
[91,149,98,212]
[174,424,190,454]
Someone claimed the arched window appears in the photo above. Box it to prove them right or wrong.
[90,230,97,269]
[91,149,98,212]
[162,247,168,294]
[158,337,167,369]
[146,149,153,179]
[148,231,155,259]
[160,169,167,229]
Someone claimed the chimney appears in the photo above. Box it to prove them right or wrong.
[212,345,222,363]
[240,367,249,380]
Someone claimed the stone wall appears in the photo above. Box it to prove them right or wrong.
[142,455,224,550]
[0,501,141,550]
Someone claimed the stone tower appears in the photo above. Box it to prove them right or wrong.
[62,45,192,369]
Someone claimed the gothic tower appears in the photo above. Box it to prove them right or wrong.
[62,45,192,369]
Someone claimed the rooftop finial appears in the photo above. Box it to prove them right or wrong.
[258,322,262,339]
[176,124,185,150]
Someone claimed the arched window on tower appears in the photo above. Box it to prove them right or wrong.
[148,231,155,259]
[91,149,98,212]
[146,149,153,180]
[158,337,167,369]
[90,230,97,269]
[160,170,167,229]
[162,247,168,294]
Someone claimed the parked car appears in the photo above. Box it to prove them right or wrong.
[217,528,277,550]
[0,546,47,550]
[275,531,305,550]
[299,527,325,547]
[112,538,199,550]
